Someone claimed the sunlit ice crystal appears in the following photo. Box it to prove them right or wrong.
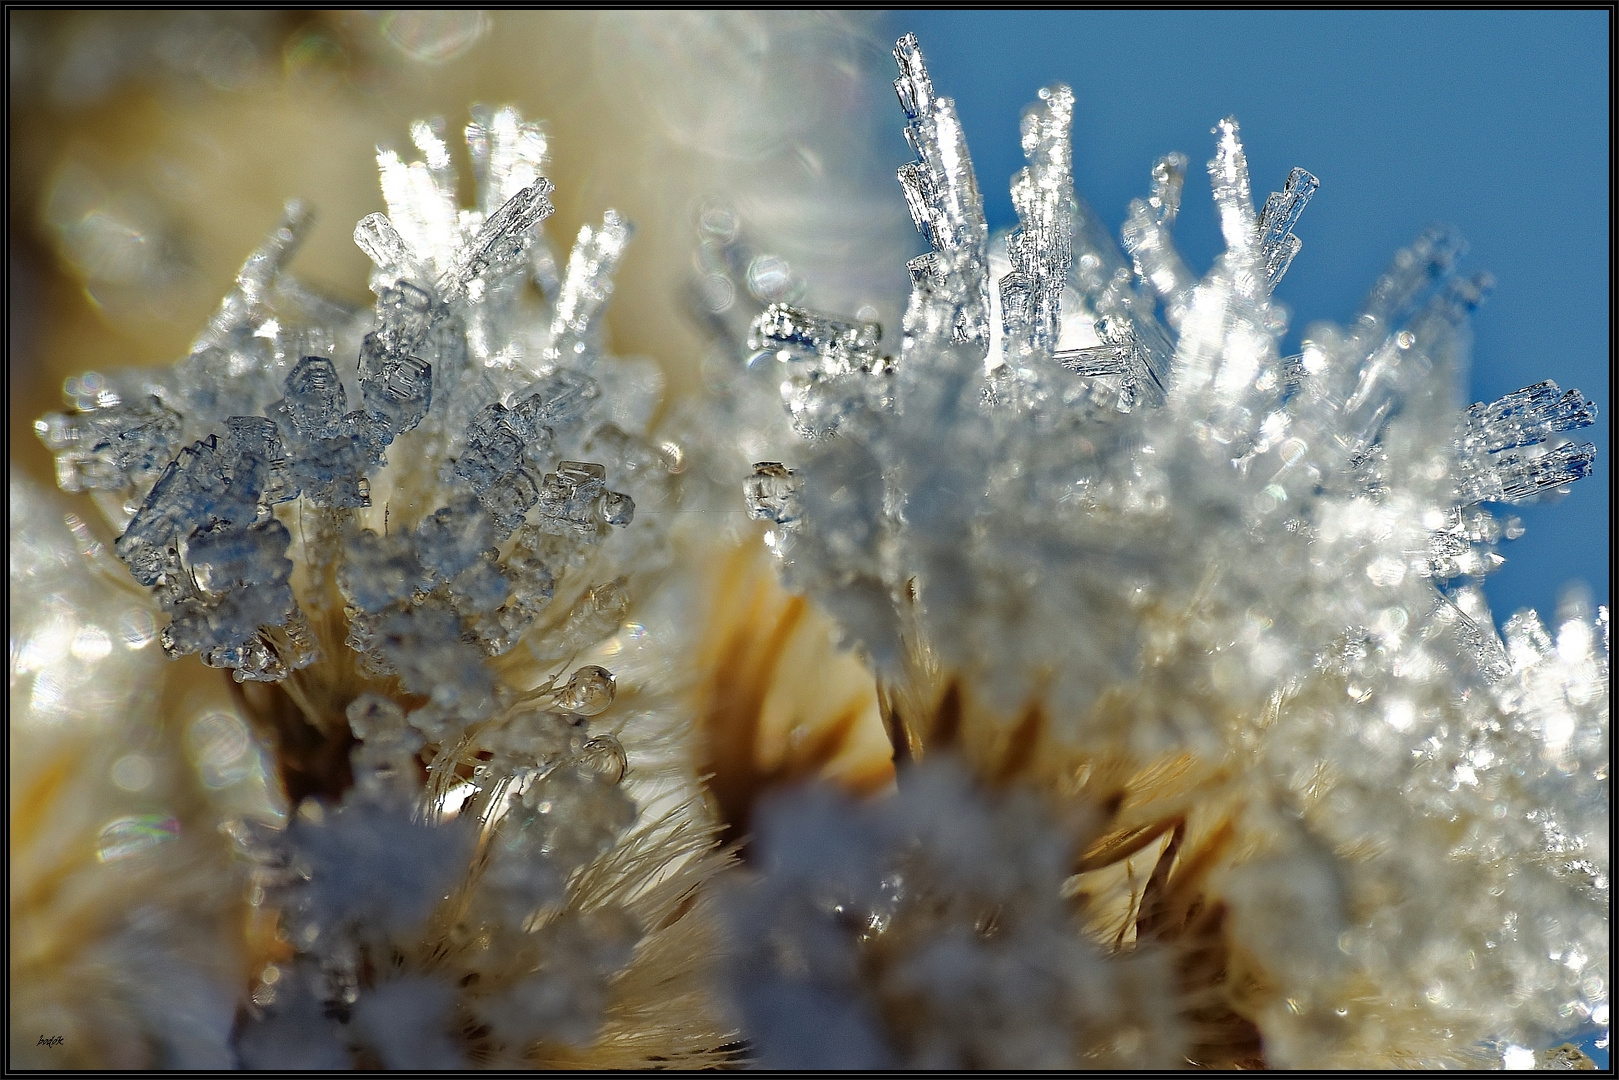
[35,101,728,1069]
[39,104,659,688]
[725,31,1607,1069]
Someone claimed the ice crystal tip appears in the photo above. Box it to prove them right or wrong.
[546,210,632,364]
[891,33,933,121]
[1454,381,1600,505]
[1256,166,1318,289]
[1465,380,1599,453]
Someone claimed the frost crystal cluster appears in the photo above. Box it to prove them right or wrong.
[34,107,726,1068]
[724,34,1608,1068]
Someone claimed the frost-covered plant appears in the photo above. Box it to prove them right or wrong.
[718,34,1608,1068]
[32,107,731,1069]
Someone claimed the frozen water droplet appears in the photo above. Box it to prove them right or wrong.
[577,733,626,785]
[555,665,615,717]
[598,490,635,528]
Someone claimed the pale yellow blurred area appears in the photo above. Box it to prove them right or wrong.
[10,9,910,486]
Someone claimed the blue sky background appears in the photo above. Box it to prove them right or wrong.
[883,10,1609,640]
[884,11,1609,1065]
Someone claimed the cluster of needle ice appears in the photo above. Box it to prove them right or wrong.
[37,112,645,699]
[731,34,1607,1068]
[36,106,695,1067]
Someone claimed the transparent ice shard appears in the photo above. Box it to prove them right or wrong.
[545,210,631,367]
[369,280,440,360]
[353,212,424,288]
[159,480,303,676]
[1453,380,1599,506]
[455,402,526,488]
[270,356,348,442]
[1054,316,1166,398]
[464,104,560,295]
[1121,152,1196,329]
[437,178,555,302]
[1427,592,1511,681]
[893,33,990,351]
[1458,442,1599,506]
[534,460,608,537]
[1462,380,1598,455]
[510,369,602,435]
[478,465,541,536]
[1208,117,1258,264]
[598,491,635,527]
[747,303,896,441]
[1423,507,1509,582]
[117,415,285,592]
[1065,177,1176,405]
[1000,84,1073,360]
[747,303,886,376]
[361,352,432,437]
[1255,167,1319,290]
[1052,344,1133,378]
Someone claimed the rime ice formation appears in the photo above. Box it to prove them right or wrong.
[721,33,1608,1069]
[35,106,721,1068]
[37,131,639,696]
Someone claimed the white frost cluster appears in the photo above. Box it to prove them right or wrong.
[29,104,719,1068]
[722,758,1186,1069]
[723,33,1608,1068]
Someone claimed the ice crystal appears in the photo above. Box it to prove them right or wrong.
[718,33,1608,1068]
[35,104,725,1068]
[38,115,644,698]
